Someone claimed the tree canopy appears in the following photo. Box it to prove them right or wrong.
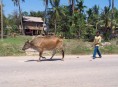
[1,0,118,40]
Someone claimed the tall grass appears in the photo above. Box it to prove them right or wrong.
[64,39,93,55]
[64,39,118,55]
[0,36,31,56]
[0,36,118,56]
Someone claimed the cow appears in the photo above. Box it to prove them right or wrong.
[22,35,64,61]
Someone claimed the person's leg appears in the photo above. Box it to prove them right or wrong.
[97,47,102,58]
[93,46,97,59]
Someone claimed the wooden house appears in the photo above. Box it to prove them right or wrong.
[23,16,44,35]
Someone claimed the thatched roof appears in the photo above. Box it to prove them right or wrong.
[23,16,43,23]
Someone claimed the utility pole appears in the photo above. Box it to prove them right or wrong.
[0,0,3,40]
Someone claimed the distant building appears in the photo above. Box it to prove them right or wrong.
[23,16,44,35]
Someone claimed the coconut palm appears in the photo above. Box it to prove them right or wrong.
[100,6,112,40]
[68,0,85,14]
[86,8,93,24]
[12,0,25,35]
[111,0,114,19]
[68,0,75,15]
[111,0,114,29]
[43,0,48,24]
[76,0,86,14]
[108,0,114,26]
[50,0,61,34]
[0,0,3,40]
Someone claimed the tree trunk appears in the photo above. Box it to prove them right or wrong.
[18,1,24,35]
[72,0,75,15]
[54,19,57,35]
[44,0,48,24]
[111,0,114,33]
[0,0,3,40]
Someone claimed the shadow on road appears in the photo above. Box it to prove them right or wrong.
[25,58,62,62]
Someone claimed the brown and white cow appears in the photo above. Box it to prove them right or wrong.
[22,35,64,61]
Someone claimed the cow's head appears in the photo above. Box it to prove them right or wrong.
[22,40,31,51]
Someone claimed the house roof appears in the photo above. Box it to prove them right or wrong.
[23,16,43,23]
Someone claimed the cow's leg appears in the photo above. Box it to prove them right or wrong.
[41,56,46,59]
[38,50,43,62]
[50,50,56,59]
[61,50,64,61]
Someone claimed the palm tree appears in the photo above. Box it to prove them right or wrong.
[111,0,114,19]
[92,5,99,15]
[43,0,48,24]
[86,8,93,24]
[108,0,115,37]
[76,0,86,14]
[68,0,85,15]
[111,0,114,29]
[100,6,111,40]
[50,0,61,34]
[12,0,25,35]
[0,0,3,40]
[68,0,75,15]
[108,0,114,25]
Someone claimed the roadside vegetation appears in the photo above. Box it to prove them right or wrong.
[1,0,118,40]
[64,38,118,55]
[0,0,118,56]
[0,36,117,56]
[0,36,31,56]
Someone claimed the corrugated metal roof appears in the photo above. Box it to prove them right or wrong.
[23,16,43,22]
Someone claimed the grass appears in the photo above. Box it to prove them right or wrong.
[64,39,93,55]
[0,36,118,56]
[64,39,118,55]
[0,35,31,56]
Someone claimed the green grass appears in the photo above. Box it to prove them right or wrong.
[0,36,118,56]
[64,39,93,55]
[64,39,118,55]
[100,45,118,54]
[0,36,32,56]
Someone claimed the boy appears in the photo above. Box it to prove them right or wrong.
[93,31,102,59]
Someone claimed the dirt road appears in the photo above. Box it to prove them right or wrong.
[0,55,118,87]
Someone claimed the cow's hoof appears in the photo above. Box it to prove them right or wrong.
[50,58,52,60]
[42,57,46,59]
[37,60,41,62]
[61,59,64,61]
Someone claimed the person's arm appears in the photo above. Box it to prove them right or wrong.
[92,37,96,46]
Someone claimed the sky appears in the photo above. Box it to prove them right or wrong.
[2,0,118,17]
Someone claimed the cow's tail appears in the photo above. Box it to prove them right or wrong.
[62,49,64,61]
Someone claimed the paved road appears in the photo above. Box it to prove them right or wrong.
[0,55,118,87]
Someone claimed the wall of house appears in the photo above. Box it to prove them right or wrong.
[23,22,43,35]
[23,22,43,30]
